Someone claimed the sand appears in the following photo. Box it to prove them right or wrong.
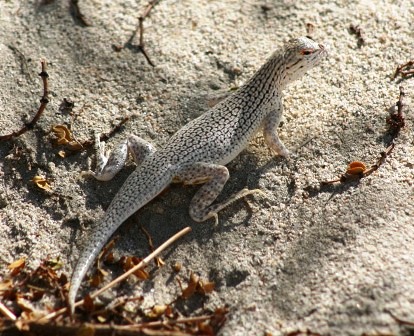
[1,0,413,334]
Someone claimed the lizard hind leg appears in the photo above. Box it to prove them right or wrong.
[176,162,262,225]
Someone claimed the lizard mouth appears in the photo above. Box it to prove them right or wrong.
[317,43,329,58]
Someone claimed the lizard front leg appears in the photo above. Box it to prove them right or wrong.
[94,134,156,181]
[262,97,290,157]
[175,162,261,225]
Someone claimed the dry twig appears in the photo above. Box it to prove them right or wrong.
[113,0,160,67]
[393,60,414,80]
[4,308,227,336]
[0,61,49,142]
[386,86,406,137]
[0,302,17,321]
[387,309,414,327]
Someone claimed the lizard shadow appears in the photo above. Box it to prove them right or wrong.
[81,145,284,276]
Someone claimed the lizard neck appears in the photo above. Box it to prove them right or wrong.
[240,50,287,104]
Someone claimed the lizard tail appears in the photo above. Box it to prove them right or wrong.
[68,164,174,315]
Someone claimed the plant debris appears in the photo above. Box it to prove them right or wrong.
[141,226,165,267]
[393,60,414,80]
[52,117,130,157]
[387,309,414,327]
[178,271,215,299]
[32,176,53,192]
[112,0,160,67]
[386,86,406,136]
[0,61,49,142]
[322,86,407,185]
[0,227,227,335]
[285,329,323,336]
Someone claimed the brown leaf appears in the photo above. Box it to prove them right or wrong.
[120,256,148,279]
[2,289,17,301]
[156,257,165,267]
[198,322,214,335]
[133,269,149,280]
[57,150,67,158]
[51,124,84,153]
[67,141,83,151]
[30,288,45,301]
[89,273,104,288]
[51,125,72,145]
[164,305,174,318]
[146,304,168,319]
[32,176,52,192]
[83,294,95,312]
[58,273,68,286]
[181,272,199,299]
[172,262,182,273]
[197,279,215,294]
[8,258,26,276]
[104,252,116,264]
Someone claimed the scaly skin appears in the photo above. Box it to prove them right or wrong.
[68,36,327,314]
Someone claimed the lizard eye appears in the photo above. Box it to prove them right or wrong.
[300,49,315,55]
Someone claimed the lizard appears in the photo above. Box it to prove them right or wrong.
[68,36,328,314]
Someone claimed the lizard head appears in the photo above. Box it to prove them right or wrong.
[281,36,328,85]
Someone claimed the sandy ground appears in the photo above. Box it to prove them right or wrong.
[1,0,414,335]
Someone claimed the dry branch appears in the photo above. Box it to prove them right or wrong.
[113,0,161,67]
[0,61,49,142]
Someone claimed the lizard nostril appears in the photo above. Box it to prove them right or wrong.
[318,43,325,49]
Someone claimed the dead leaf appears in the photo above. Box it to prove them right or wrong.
[181,272,199,299]
[57,150,66,158]
[104,252,115,264]
[172,262,182,273]
[51,124,83,153]
[134,269,149,280]
[97,237,118,274]
[83,294,95,312]
[89,272,104,288]
[198,280,215,294]
[198,322,214,335]
[156,257,165,267]
[52,125,72,145]
[32,176,52,192]
[146,304,169,319]
[8,258,26,276]
[120,256,149,280]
